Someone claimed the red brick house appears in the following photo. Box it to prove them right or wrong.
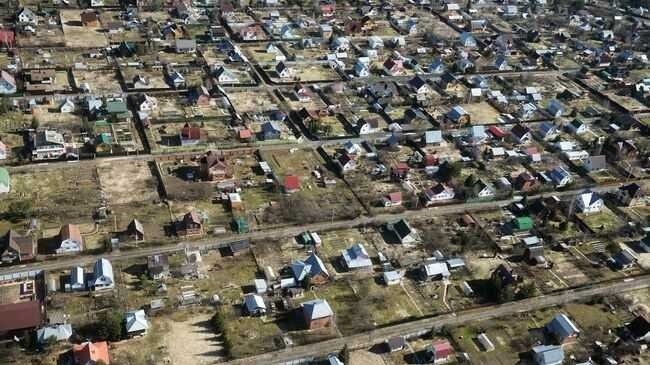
[302,299,334,330]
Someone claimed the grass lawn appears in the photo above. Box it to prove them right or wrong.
[222,306,283,359]
[307,279,373,335]
[193,252,259,304]
[576,207,623,233]
[350,278,420,326]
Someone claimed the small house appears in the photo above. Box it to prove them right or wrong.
[0,71,16,94]
[478,333,495,351]
[73,341,110,365]
[382,270,401,286]
[385,336,406,352]
[291,253,329,285]
[0,230,35,264]
[532,345,564,365]
[545,313,580,344]
[617,183,644,207]
[386,219,419,244]
[547,99,565,118]
[548,167,572,187]
[174,39,196,53]
[176,211,203,237]
[80,11,100,27]
[426,340,454,362]
[283,175,300,193]
[341,243,372,270]
[57,224,83,254]
[447,105,470,124]
[511,124,532,144]
[538,122,559,140]
[243,294,266,316]
[147,255,170,280]
[199,151,232,182]
[567,119,588,135]
[626,315,650,342]
[420,260,450,281]
[92,258,114,291]
[459,32,477,48]
[261,121,282,140]
[423,184,455,205]
[69,266,85,291]
[127,219,144,241]
[302,299,334,329]
[576,191,603,214]
[180,123,201,146]
[36,324,72,344]
[382,191,402,207]
[584,155,606,172]
[125,309,149,337]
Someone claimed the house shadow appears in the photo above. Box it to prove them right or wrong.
[37,236,60,255]
[328,256,347,274]
[403,349,430,364]
[171,165,200,181]
[123,263,147,277]
[275,309,304,332]
[467,279,497,304]
[379,228,401,245]
[64,21,83,27]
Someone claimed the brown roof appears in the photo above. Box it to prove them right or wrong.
[0,300,42,333]
[73,341,110,365]
[201,150,227,170]
[60,224,82,243]
[80,11,99,24]
[3,230,34,261]
[180,123,201,140]
[183,211,201,225]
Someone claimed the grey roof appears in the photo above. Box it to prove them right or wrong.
[532,345,564,365]
[37,324,72,344]
[546,313,580,341]
[244,294,266,313]
[291,253,329,281]
[302,299,333,320]
[342,243,372,269]
[425,130,442,144]
[125,309,149,333]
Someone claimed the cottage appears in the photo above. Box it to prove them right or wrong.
[477,333,495,351]
[426,340,454,362]
[515,172,538,192]
[291,253,330,285]
[511,124,532,144]
[383,58,404,76]
[125,309,149,337]
[459,32,478,48]
[425,130,443,145]
[127,219,144,241]
[0,71,16,94]
[576,191,603,214]
[176,211,203,237]
[180,123,201,146]
[0,230,34,264]
[284,175,300,193]
[386,219,419,244]
[174,39,196,53]
[302,299,334,329]
[244,294,266,316]
[80,11,100,27]
[199,151,232,182]
[382,270,401,286]
[408,76,431,95]
[447,105,470,124]
[31,130,65,161]
[546,99,565,118]
[17,8,38,25]
[69,266,85,291]
[92,258,114,291]
[57,224,83,254]
[548,166,572,187]
[341,243,372,270]
[73,341,110,365]
[276,62,294,79]
[382,191,402,207]
[261,121,282,140]
[420,260,450,280]
[385,336,406,352]
[545,313,580,344]
[538,122,559,140]
[567,119,588,134]
[147,255,170,280]
[423,184,455,205]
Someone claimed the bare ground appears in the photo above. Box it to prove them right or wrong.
[164,312,225,365]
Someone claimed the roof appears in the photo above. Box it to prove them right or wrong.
[180,123,201,140]
[546,313,580,340]
[0,167,8,188]
[291,253,329,280]
[432,340,454,357]
[244,294,266,312]
[284,175,300,190]
[532,345,564,365]
[423,261,450,277]
[342,243,372,269]
[425,130,443,144]
[389,219,413,240]
[73,341,110,365]
[37,323,72,343]
[80,11,99,24]
[2,230,34,260]
[125,309,149,333]
[94,258,114,281]
[0,300,41,332]
[60,224,82,243]
[511,124,531,139]
[578,191,602,208]
[627,315,650,338]
[302,299,334,320]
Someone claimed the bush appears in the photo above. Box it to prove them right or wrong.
[96,310,124,341]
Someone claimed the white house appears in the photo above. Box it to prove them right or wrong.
[567,119,588,135]
[341,243,373,270]
[125,309,149,337]
[92,258,115,291]
[59,99,75,113]
[57,224,83,254]
[576,191,603,214]
[17,8,38,25]
[353,61,369,77]
[276,62,294,79]
[423,183,455,205]
[137,94,158,112]
[36,324,72,344]
[421,260,450,280]
[214,66,239,83]
[69,266,85,291]
[386,219,419,245]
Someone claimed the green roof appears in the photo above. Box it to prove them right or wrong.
[96,133,113,145]
[513,216,533,231]
[0,167,9,187]
[106,100,128,114]
[234,216,249,233]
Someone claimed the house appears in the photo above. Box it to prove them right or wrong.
[0,230,34,264]
[17,8,38,25]
[244,294,266,316]
[538,122,559,140]
[57,224,83,254]
[423,184,455,205]
[127,219,144,241]
[233,216,249,234]
[125,309,149,337]
[36,324,72,344]
[426,340,454,363]
[180,123,201,145]
[382,191,402,207]
[495,54,509,70]
[385,336,406,352]
[59,99,75,113]
[547,99,565,118]
[293,84,313,102]
[214,66,238,83]
[492,264,518,287]
[0,300,42,337]
[284,175,300,193]
[532,345,564,365]
[428,58,445,74]
[447,105,470,124]
[341,243,372,270]
[136,94,158,112]
[368,36,384,49]
[459,32,478,48]
[356,118,379,135]
[261,121,282,140]
[73,341,110,365]
[548,167,572,187]
[291,253,329,285]
[626,315,650,342]
[545,313,580,344]
[383,58,404,76]
[302,299,334,329]
[470,180,494,199]
[477,333,495,351]
[420,260,450,280]
[276,62,293,79]
[174,39,196,53]
[0,71,16,94]
[425,130,443,145]
[176,211,203,237]
[584,155,606,172]
[382,270,401,286]
[567,119,588,134]
[31,130,65,160]
[0,167,9,194]
[92,258,114,291]
[511,124,532,144]
[386,219,419,244]
[69,267,85,291]
[515,172,538,192]
[408,76,431,95]
[187,86,212,106]
[617,183,644,206]
[353,61,370,77]
[576,191,603,214]
[167,70,185,88]
[80,11,100,27]
[199,151,232,181]
[147,255,169,280]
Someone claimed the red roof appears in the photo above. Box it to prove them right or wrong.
[432,340,454,358]
[395,162,410,172]
[488,125,506,138]
[388,191,402,202]
[239,129,252,139]
[525,147,539,155]
[181,123,201,140]
[0,301,42,333]
[0,29,14,46]
[284,175,300,191]
[424,154,438,166]
[73,341,110,365]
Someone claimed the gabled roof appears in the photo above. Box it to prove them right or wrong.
[244,294,266,312]
[37,323,72,343]
[291,253,329,280]
[0,301,41,332]
[532,345,564,365]
[302,299,333,320]
[578,191,602,207]
[60,224,82,243]
[546,313,579,341]
[125,309,149,333]
[73,341,110,365]
[511,124,531,139]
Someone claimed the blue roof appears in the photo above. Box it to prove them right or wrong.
[546,313,580,341]
[532,345,564,365]
[425,130,442,144]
